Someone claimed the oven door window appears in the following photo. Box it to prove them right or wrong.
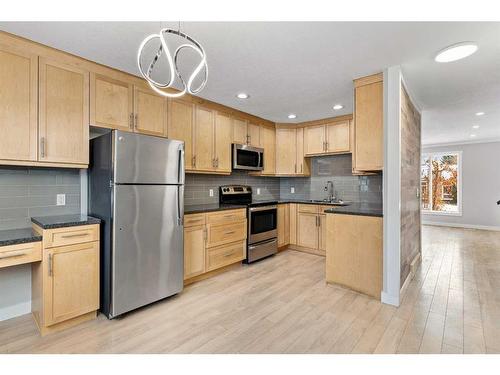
[237,149,260,168]
[250,209,277,235]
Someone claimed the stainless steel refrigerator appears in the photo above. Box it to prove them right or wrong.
[89,130,184,319]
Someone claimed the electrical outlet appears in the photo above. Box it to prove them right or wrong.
[291,187,295,194]
[257,188,261,195]
[56,194,66,206]
[209,189,214,197]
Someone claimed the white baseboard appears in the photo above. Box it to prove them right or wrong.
[0,301,31,322]
[381,291,399,307]
[422,221,500,232]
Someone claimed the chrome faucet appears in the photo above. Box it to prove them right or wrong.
[326,180,336,202]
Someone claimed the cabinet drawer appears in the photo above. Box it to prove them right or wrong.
[0,241,42,269]
[206,240,245,272]
[41,224,99,248]
[206,209,246,225]
[207,220,247,248]
[298,204,319,214]
[184,213,206,227]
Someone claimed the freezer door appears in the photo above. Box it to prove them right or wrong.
[111,184,184,317]
[113,130,185,184]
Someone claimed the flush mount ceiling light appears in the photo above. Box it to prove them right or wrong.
[470,134,477,138]
[472,125,480,129]
[475,112,485,116]
[137,27,208,98]
[434,42,478,63]
[333,104,343,111]
[236,93,249,99]
[288,114,297,119]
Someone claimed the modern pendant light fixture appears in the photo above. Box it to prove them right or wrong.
[137,24,208,98]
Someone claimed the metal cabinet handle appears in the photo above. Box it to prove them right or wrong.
[203,228,207,241]
[40,137,46,158]
[325,142,329,151]
[223,252,233,258]
[224,231,236,235]
[300,163,303,173]
[0,249,29,259]
[61,233,88,239]
[294,164,297,174]
[48,254,53,276]
[216,157,219,168]
[192,156,196,168]
[129,113,134,129]
[134,114,138,129]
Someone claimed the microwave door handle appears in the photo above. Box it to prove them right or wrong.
[257,151,261,168]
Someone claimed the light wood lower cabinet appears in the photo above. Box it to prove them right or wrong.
[0,241,41,269]
[295,204,329,256]
[326,213,383,299]
[184,209,247,282]
[31,224,100,335]
[277,204,290,247]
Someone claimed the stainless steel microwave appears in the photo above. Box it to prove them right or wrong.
[232,144,264,171]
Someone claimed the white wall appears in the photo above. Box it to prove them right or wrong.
[0,264,31,321]
[422,141,500,230]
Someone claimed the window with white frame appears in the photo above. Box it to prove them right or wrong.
[420,151,461,215]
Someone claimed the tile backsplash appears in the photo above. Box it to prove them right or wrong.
[0,167,81,230]
[185,154,382,206]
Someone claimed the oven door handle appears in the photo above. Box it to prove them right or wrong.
[248,238,277,250]
[249,205,277,212]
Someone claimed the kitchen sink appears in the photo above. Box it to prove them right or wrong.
[307,199,350,206]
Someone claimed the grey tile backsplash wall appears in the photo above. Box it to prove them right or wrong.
[185,154,382,206]
[0,167,81,230]
[280,154,383,203]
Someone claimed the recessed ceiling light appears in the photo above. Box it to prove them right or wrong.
[435,42,478,63]
[475,112,485,116]
[288,114,297,119]
[470,134,477,138]
[333,104,343,111]
[472,125,480,129]
[236,93,249,99]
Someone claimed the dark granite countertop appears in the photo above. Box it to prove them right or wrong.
[277,199,353,206]
[0,228,42,247]
[31,214,102,230]
[184,203,247,215]
[323,202,383,217]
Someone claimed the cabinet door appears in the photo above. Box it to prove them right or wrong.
[184,224,206,279]
[233,118,247,144]
[214,112,233,173]
[304,124,325,155]
[194,106,215,171]
[289,203,297,245]
[134,85,167,137]
[168,99,194,169]
[260,125,276,174]
[0,46,38,162]
[327,121,350,153]
[275,128,296,175]
[39,58,89,165]
[44,242,99,326]
[295,127,307,175]
[247,123,260,147]
[318,213,327,254]
[90,73,133,131]
[277,204,286,247]
[297,212,319,249]
[354,80,383,170]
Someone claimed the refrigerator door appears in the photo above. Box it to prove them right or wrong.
[113,130,185,185]
[111,184,184,317]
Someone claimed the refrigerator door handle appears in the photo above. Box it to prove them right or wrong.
[178,146,185,185]
[177,185,184,226]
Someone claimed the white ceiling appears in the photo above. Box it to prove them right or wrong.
[1,21,499,145]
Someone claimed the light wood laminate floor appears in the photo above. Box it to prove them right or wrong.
[1,225,500,354]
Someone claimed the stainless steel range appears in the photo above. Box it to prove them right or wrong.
[219,185,278,263]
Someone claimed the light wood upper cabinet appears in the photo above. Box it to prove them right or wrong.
[39,58,89,165]
[0,45,38,162]
[214,112,232,173]
[184,224,206,280]
[90,73,133,131]
[168,99,194,170]
[247,123,260,147]
[275,128,296,175]
[296,127,309,176]
[304,124,326,155]
[259,125,276,175]
[194,105,215,171]
[353,73,383,172]
[233,118,248,144]
[133,85,167,137]
[326,121,350,153]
